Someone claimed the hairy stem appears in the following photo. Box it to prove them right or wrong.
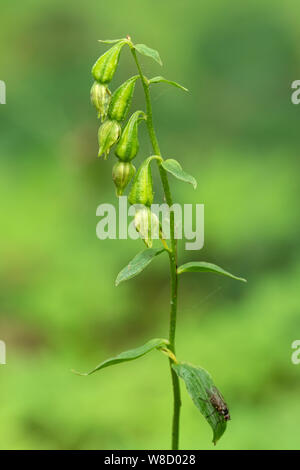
[131,47,181,450]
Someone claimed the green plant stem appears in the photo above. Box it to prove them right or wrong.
[131,48,181,450]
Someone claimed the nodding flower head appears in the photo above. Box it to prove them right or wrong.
[128,158,154,207]
[108,76,139,122]
[115,110,146,161]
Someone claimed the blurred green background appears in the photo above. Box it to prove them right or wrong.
[1,0,300,450]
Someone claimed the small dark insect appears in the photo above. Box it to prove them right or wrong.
[199,386,230,422]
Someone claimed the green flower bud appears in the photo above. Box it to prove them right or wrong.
[92,41,126,84]
[115,111,146,161]
[134,207,159,248]
[108,76,139,122]
[98,120,121,159]
[128,158,154,207]
[90,82,111,121]
[112,161,136,196]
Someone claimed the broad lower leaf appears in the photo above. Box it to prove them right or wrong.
[149,76,188,92]
[134,44,162,66]
[161,159,197,190]
[77,338,169,376]
[115,248,164,286]
[172,362,228,444]
[98,39,125,44]
[177,261,246,282]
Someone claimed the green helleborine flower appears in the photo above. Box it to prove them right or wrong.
[134,207,159,248]
[92,41,126,84]
[108,76,139,122]
[115,110,146,161]
[112,161,136,196]
[90,82,111,121]
[128,158,154,207]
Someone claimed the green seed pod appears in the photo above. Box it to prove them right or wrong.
[90,82,111,121]
[115,111,146,161]
[134,207,159,248]
[128,157,154,207]
[112,161,136,196]
[108,76,139,122]
[92,41,126,84]
[98,120,121,159]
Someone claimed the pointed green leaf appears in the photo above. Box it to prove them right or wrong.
[76,338,169,375]
[161,159,197,189]
[115,248,165,286]
[149,76,188,92]
[177,261,247,282]
[134,44,162,66]
[172,362,228,444]
[98,39,125,44]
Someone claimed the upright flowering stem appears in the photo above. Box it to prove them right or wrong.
[131,48,181,450]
